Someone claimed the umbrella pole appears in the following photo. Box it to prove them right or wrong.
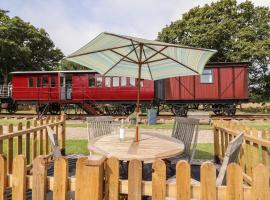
[136,63,142,143]
[136,43,143,143]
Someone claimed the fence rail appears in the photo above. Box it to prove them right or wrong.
[0,85,11,98]
[0,155,269,200]
[0,115,66,173]
[213,120,269,185]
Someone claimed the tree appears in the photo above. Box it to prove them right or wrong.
[57,60,88,70]
[0,9,64,84]
[158,0,270,101]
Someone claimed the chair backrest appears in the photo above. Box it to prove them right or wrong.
[86,116,113,141]
[171,117,200,161]
[216,133,244,186]
[46,126,62,158]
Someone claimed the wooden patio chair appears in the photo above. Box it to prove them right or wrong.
[168,117,200,164]
[167,133,244,188]
[86,116,114,141]
[215,132,244,185]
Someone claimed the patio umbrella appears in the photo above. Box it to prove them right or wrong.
[66,32,217,142]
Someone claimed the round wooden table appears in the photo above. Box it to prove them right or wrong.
[88,132,184,162]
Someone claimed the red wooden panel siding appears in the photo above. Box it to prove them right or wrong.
[195,68,219,99]
[164,63,249,101]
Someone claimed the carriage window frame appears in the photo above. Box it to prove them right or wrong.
[50,77,56,88]
[88,76,95,88]
[36,78,41,88]
[200,69,213,84]
[129,78,136,87]
[112,77,119,87]
[121,77,127,87]
[42,77,48,87]
[105,77,111,87]
[96,77,103,87]
[28,77,34,88]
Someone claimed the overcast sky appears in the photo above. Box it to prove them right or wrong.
[0,0,269,55]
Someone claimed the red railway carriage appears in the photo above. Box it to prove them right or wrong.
[1,61,249,116]
[10,70,154,115]
[155,62,249,115]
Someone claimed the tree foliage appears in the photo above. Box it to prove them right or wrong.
[0,9,64,84]
[158,0,270,101]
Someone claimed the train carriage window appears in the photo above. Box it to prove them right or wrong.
[105,77,111,87]
[42,77,48,87]
[50,78,56,88]
[140,80,144,87]
[88,76,95,88]
[36,78,41,87]
[96,77,103,87]
[200,69,213,83]
[112,77,119,87]
[121,77,127,86]
[28,77,34,88]
[130,78,135,87]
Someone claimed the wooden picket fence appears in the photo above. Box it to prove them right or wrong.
[0,155,268,200]
[213,120,270,185]
[0,115,66,173]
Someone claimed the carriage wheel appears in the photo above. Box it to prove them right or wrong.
[225,105,237,116]
[212,104,225,115]
[171,105,188,117]
[7,102,18,114]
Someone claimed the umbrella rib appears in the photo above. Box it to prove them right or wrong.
[144,43,216,52]
[131,40,140,62]
[145,57,169,64]
[67,44,133,58]
[144,44,199,74]
[142,48,153,80]
[103,47,138,76]
[110,49,138,63]
[142,46,167,64]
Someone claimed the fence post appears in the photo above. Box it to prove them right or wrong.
[53,157,68,200]
[45,118,49,155]
[213,125,220,163]
[105,157,119,200]
[0,126,3,154]
[17,122,23,155]
[152,159,166,200]
[251,164,269,200]
[26,121,31,165]
[261,130,269,167]
[176,161,190,200]
[12,155,26,200]
[226,163,243,200]
[200,162,216,200]
[39,119,44,155]
[32,120,38,161]
[245,128,252,177]
[251,128,259,168]
[128,159,142,200]
[32,156,48,200]
[75,156,105,200]
[7,124,13,174]
[60,115,66,155]
[0,155,7,200]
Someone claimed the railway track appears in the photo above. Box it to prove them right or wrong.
[0,113,270,121]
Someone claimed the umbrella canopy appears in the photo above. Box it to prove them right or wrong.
[66,32,217,142]
[66,32,217,80]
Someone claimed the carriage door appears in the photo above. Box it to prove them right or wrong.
[60,74,66,100]
[66,74,72,100]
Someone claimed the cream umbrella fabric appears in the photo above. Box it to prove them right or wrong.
[66,32,217,142]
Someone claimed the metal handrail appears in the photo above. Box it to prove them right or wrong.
[0,85,12,98]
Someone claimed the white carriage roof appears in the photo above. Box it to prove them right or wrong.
[10,70,96,75]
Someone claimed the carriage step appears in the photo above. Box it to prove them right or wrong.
[78,103,100,115]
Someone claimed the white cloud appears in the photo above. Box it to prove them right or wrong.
[0,0,269,55]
